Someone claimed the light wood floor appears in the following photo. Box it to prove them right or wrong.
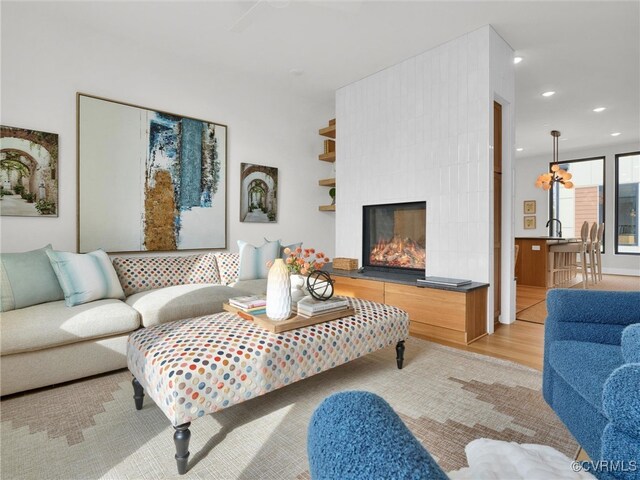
[419,320,545,370]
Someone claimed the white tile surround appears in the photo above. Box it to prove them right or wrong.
[336,26,516,326]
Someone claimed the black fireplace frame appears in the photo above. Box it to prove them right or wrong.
[362,201,426,277]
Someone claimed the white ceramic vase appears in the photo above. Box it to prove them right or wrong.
[290,274,309,303]
[266,258,292,321]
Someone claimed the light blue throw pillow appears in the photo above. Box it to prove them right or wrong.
[238,240,281,280]
[46,249,125,307]
[0,245,65,311]
[265,238,303,260]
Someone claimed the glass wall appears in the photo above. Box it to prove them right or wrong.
[615,152,640,255]
[550,157,605,242]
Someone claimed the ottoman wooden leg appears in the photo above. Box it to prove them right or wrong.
[396,340,405,369]
[174,422,191,475]
[132,377,144,410]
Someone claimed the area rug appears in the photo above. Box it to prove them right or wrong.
[0,337,577,479]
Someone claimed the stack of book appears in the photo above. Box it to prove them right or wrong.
[229,295,267,315]
[296,296,349,318]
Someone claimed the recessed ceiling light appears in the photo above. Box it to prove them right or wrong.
[560,138,568,141]
[289,68,304,76]
[611,132,622,137]
[542,91,556,97]
[514,56,523,64]
[593,107,606,113]
[516,147,524,152]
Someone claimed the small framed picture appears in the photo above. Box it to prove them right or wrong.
[524,216,536,229]
[523,200,536,214]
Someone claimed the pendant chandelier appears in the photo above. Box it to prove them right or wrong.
[535,130,574,191]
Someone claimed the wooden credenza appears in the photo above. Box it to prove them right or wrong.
[331,273,488,345]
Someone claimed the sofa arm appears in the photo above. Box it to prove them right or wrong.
[545,290,640,347]
[307,391,448,480]
[622,324,640,364]
[603,364,640,440]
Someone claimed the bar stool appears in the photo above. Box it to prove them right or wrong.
[576,221,595,287]
[589,222,599,284]
[594,223,604,281]
[551,221,590,289]
[549,243,578,287]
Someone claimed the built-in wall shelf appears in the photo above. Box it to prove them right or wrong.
[318,125,336,139]
[318,178,336,187]
[318,119,336,212]
[318,152,336,162]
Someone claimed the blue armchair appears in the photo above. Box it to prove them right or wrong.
[543,289,640,480]
[307,391,448,479]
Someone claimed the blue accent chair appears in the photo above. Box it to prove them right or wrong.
[307,391,449,480]
[543,289,640,480]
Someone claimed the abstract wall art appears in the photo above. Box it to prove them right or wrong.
[78,94,227,252]
[0,126,58,217]
[240,163,278,223]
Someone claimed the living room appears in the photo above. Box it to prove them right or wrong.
[1,1,639,479]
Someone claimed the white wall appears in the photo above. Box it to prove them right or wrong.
[0,3,335,257]
[336,26,515,329]
[515,141,640,275]
[490,28,517,323]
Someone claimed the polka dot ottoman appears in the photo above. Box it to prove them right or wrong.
[127,297,409,475]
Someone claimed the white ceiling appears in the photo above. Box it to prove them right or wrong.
[7,1,640,158]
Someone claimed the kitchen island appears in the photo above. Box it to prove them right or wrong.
[515,237,580,287]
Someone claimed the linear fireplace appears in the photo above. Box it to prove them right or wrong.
[362,201,426,275]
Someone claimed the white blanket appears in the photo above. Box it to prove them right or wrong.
[448,439,595,480]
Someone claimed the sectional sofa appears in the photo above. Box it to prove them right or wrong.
[0,251,264,396]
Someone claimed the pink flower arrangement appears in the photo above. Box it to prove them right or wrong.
[267,247,330,275]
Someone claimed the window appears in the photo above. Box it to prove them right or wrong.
[549,157,605,245]
[615,152,640,255]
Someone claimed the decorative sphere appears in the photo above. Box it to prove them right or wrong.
[551,164,560,172]
[306,271,334,301]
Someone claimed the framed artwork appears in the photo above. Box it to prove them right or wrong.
[524,216,536,229]
[523,200,536,214]
[77,94,227,252]
[240,163,278,223]
[0,126,58,217]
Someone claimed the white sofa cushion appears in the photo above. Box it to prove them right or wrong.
[126,284,249,328]
[0,299,140,355]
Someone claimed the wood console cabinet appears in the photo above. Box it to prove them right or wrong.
[332,276,488,345]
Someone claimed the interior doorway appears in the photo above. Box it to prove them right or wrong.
[493,101,503,324]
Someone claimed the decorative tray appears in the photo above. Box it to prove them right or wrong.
[222,303,356,333]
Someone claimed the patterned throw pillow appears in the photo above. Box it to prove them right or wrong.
[213,252,241,286]
[0,245,65,312]
[237,240,280,281]
[111,253,220,296]
[46,249,125,307]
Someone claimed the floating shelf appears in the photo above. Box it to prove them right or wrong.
[318,152,336,162]
[318,178,336,187]
[318,125,336,139]
[319,205,336,212]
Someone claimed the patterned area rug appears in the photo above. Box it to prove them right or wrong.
[1,337,577,479]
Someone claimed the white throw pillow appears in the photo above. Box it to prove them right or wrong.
[237,240,280,280]
[46,249,125,307]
